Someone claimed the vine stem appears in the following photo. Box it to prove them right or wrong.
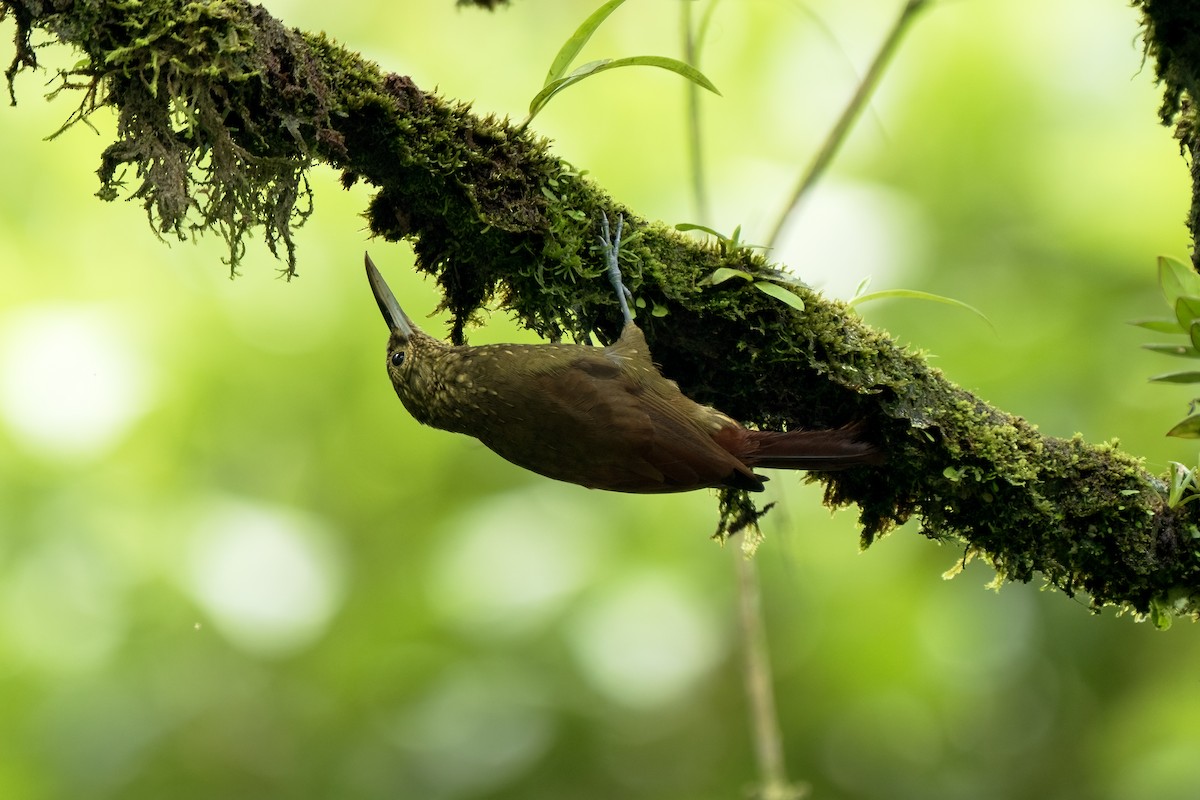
[767,0,930,249]
[734,548,806,800]
[682,0,712,225]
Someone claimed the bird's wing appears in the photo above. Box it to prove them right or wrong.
[461,350,663,490]
[533,351,760,491]
[626,379,764,491]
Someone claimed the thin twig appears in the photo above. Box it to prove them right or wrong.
[766,0,930,248]
[734,548,806,800]
[682,0,711,224]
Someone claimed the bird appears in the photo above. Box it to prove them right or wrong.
[365,214,881,493]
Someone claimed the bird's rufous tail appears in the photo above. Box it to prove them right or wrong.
[738,423,882,471]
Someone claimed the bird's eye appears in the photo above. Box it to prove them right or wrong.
[390,351,405,367]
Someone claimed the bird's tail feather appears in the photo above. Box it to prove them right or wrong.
[740,423,883,471]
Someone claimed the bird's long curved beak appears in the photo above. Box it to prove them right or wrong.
[365,252,415,340]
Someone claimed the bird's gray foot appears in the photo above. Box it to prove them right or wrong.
[600,212,634,325]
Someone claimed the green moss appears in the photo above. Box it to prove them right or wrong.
[29,0,331,273]
[7,0,1200,620]
[1134,0,1200,268]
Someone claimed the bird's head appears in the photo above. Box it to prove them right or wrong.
[364,252,450,419]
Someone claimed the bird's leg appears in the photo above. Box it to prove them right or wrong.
[600,212,635,325]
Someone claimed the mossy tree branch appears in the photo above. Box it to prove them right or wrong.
[1137,0,1200,269]
[3,0,1199,620]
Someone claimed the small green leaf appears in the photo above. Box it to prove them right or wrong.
[544,0,628,85]
[1148,599,1173,630]
[1167,415,1200,438]
[766,271,807,289]
[676,222,767,255]
[1159,255,1200,311]
[526,55,720,124]
[753,280,805,312]
[1167,461,1194,507]
[702,267,753,286]
[1190,321,1200,353]
[1129,318,1185,334]
[676,222,726,239]
[850,288,992,329]
[1149,371,1200,384]
[1141,343,1200,358]
[614,55,720,95]
[527,59,610,122]
[1175,296,1200,329]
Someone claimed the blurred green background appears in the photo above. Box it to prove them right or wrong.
[2,1,1199,798]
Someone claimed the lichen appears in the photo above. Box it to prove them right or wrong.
[11,0,335,274]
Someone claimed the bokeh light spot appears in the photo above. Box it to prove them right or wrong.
[0,305,153,460]
[389,663,553,798]
[429,487,607,639]
[184,498,345,658]
[567,571,725,709]
[775,179,928,299]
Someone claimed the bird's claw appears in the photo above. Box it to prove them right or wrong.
[600,211,633,325]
